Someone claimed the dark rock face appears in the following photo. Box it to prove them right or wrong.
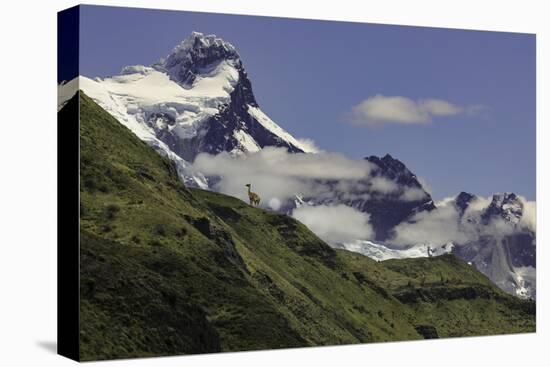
[414,325,439,339]
[146,112,180,153]
[354,196,435,241]
[155,32,241,87]
[168,67,304,162]
[454,191,476,215]
[366,154,422,188]
[506,232,536,268]
[452,232,535,274]
[359,155,435,241]
[482,192,523,224]
[451,236,528,297]
[192,65,303,159]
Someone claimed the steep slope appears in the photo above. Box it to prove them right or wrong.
[77,91,306,359]
[75,91,534,360]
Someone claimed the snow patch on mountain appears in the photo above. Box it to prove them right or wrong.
[338,240,454,261]
[231,130,261,154]
[57,78,79,111]
[69,59,239,142]
[58,74,212,188]
[513,266,536,299]
[247,105,314,153]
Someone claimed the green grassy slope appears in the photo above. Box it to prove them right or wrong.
[75,92,534,360]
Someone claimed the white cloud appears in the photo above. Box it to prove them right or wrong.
[390,194,536,247]
[399,187,429,202]
[519,197,536,232]
[421,98,462,116]
[268,197,282,211]
[346,95,476,127]
[465,104,491,117]
[296,138,322,153]
[390,203,467,246]
[369,176,399,194]
[292,204,374,244]
[192,147,428,210]
[463,196,491,214]
[192,147,376,206]
[367,176,428,201]
[190,147,434,214]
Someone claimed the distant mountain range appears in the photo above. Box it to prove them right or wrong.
[342,191,536,299]
[58,32,535,299]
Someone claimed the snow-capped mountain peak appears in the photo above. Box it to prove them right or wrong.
[58,31,317,188]
[153,32,241,88]
[168,31,238,61]
[483,192,523,224]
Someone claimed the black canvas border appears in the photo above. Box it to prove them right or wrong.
[57,5,80,362]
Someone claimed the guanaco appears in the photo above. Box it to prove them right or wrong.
[245,183,261,206]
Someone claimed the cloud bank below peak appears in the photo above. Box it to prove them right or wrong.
[292,204,374,244]
[389,194,536,247]
[345,94,486,127]
[191,147,431,218]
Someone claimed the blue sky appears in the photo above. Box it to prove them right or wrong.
[78,5,536,200]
